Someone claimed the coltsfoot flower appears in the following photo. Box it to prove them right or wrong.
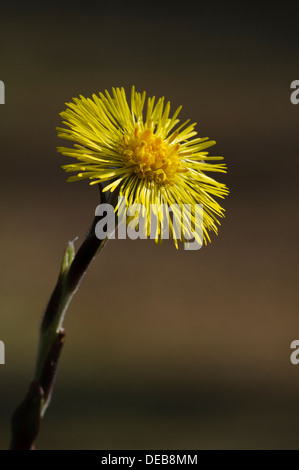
[57,86,229,247]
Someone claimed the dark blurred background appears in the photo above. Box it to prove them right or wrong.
[1,1,299,449]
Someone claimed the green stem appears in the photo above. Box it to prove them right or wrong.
[10,188,118,450]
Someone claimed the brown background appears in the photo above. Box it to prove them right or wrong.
[1,2,299,449]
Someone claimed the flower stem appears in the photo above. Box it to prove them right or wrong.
[10,188,117,450]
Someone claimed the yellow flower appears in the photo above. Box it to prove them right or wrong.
[57,86,229,247]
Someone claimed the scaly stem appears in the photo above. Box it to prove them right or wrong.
[10,188,117,450]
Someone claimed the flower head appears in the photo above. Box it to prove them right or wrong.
[57,86,229,247]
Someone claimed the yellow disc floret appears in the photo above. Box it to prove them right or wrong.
[121,121,188,185]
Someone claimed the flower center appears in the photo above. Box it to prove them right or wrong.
[121,123,188,185]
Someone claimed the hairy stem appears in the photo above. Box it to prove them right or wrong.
[10,188,117,450]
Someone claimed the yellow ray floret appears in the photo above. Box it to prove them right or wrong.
[57,86,229,247]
